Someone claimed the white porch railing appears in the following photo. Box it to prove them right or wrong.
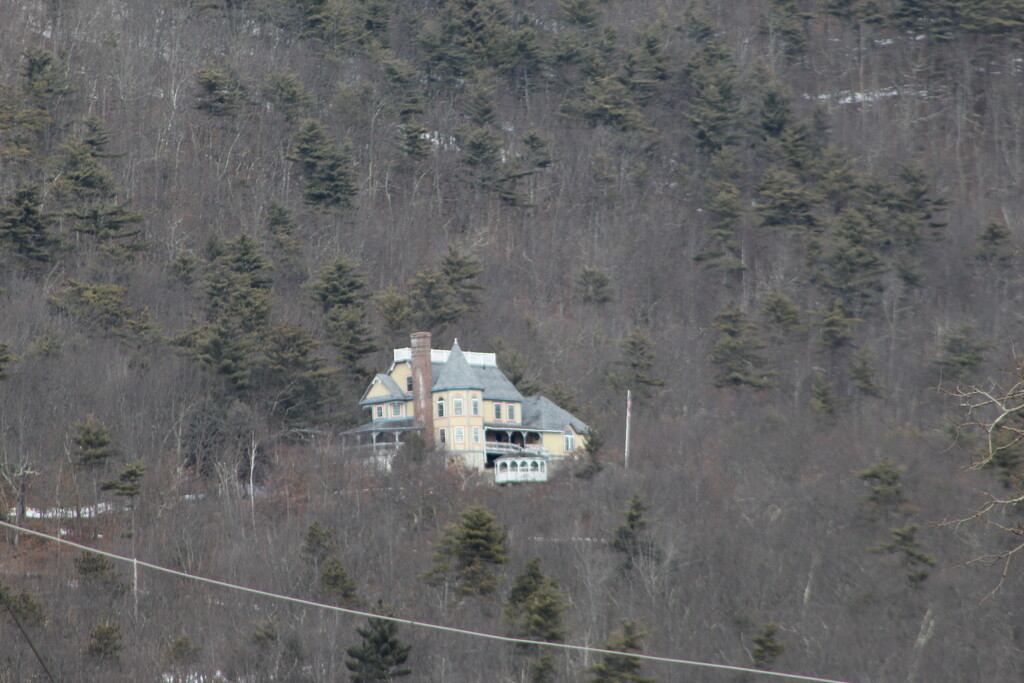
[494,456,548,484]
[485,442,548,455]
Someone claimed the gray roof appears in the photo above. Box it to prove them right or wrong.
[476,365,524,401]
[358,374,408,405]
[521,395,589,434]
[423,344,524,402]
[432,340,484,391]
[342,418,421,435]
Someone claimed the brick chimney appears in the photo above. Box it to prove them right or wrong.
[410,331,433,446]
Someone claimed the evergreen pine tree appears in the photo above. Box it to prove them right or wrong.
[611,494,661,570]
[810,370,838,418]
[258,323,337,424]
[710,307,774,389]
[345,615,412,682]
[326,304,378,380]
[869,524,936,584]
[302,521,337,570]
[614,331,664,399]
[99,461,145,500]
[817,299,860,350]
[73,414,115,469]
[504,558,570,644]
[751,622,785,670]
[762,291,802,333]
[421,505,509,597]
[0,185,59,263]
[86,620,124,661]
[505,558,569,682]
[194,68,247,116]
[440,246,484,315]
[856,459,905,511]
[849,346,883,397]
[319,556,361,607]
[935,325,988,382]
[586,620,654,683]
[289,119,357,208]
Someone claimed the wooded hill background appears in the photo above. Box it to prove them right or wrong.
[2,0,1024,680]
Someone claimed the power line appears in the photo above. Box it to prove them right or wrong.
[1,591,58,683]
[0,520,853,683]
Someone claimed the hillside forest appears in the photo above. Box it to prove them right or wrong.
[3,0,1024,681]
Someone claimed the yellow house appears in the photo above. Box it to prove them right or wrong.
[346,332,589,478]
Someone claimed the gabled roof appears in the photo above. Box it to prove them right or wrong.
[432,340,484,391]
[358,373,407,405]
[522,395,590,434]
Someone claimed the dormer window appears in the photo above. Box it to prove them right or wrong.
[437,397,445,418]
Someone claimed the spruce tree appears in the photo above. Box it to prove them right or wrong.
[709,307,774,389]
[586,620,654,683]
[319,556,361,607]
[421,505,509,597]
[614,331,664,399]
[504,558,569,644]
[935,325,988,382]
[0,185,59,263]
[86,620,124,661]
[345,616,412,682]
[849,347,883,397]
[751,622,785,670]
[611,494,661,570]
[310,256,368,312]
[302,521,337,570]
[869,524,936,584]
[289,119,357,208]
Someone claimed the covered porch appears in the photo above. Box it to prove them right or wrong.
[493,455,548,484]
[484,427,547,468]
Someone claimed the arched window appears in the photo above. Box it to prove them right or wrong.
[471,395,480,416]
[436,397,445,417]
[530,461,538,471]
[510,461,518,472]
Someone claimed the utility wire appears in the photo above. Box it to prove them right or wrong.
[1,586,58,683]
[0,519,853,683]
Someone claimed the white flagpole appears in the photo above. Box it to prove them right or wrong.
[624,390,632,469]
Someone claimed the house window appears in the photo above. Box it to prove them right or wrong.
[471,395,479,416]
[437,397,445,418]
[564,430,575,453]
[406,376,413,392]
[453,396,464,416]
[494,403,502,420]
[439,428,447,444]
[391,402,402,417]
[455,426,465,444]
[508,404,516,422]
[472,426,481,443]
[375,405,383,418]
